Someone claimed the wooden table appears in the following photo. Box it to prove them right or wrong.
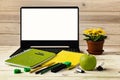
[0,46,120,80]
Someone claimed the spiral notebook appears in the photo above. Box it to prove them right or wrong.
[5,49,56,68]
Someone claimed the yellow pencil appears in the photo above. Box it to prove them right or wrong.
[30,62,55,73]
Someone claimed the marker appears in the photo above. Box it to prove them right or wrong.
[35,63,61,74]
[51,62,71,73]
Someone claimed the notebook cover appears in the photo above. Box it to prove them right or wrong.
[43,50,83,66]
[5,49,56,68]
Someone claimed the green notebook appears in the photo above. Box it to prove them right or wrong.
[5,49,56,68]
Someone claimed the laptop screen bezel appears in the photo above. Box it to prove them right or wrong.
[20,7,79,49]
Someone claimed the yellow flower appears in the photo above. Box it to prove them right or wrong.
[83,28,106,36]
[96,28,106,35]
[83,27,107,41]
[83,29,92,35]
[92,29,99,36]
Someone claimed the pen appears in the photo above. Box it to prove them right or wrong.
[30,62,55,73]
[35,63,61,74]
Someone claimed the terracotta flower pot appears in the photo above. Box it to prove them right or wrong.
[87,40,104,55]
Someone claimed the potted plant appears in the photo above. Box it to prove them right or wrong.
[83,28,107,55]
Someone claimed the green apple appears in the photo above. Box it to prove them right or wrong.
[80,54,97,71]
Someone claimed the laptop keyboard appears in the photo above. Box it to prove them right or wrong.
[10,48,80,57]
[34,48,79,54]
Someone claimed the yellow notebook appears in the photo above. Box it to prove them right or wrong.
[43,50,84,68]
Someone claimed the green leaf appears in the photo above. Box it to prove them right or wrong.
[83,34,107,41]
[94,35,101,41]
[99,35,107,41]
[91,36,95,41]
[104,36,107,39]
[84,37,90,40]
[83,34,91,37]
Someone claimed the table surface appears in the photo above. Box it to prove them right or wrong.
[0,46,120,80]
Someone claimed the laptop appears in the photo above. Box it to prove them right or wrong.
[10,7,80,57]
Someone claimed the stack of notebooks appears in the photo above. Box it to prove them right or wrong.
[5,49,83,69]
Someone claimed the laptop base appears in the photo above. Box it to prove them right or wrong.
[10,47,80,57]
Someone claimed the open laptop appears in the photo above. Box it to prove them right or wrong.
[10,7,80,57]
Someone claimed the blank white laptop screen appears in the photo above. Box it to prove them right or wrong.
[21,8,78,40]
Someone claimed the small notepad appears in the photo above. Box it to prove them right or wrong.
[5,49,56,68]
[42,50,84,67]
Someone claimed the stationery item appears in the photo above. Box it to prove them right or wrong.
[76,67,85,73]
[51,62,71,73]
[67,63,79,70]
[14,69,22,74]
[35,63,62,74]
[24,68,31,72]
[42,50,83,69]
[30,62,55,73]
[76,68,85,73]
[5,49,56,68]
[96,62,104,71]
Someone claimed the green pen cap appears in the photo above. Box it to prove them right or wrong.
[24,68,31,72]
[14,69,21,74]
[63,61,71,67]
